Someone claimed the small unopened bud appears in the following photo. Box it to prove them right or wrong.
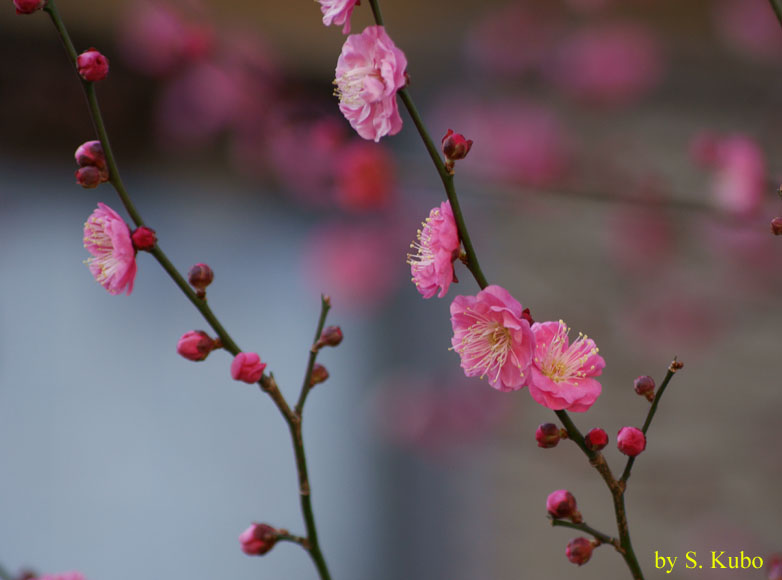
[239,523,278,556]
[231,352,267,383]
[566,537,594,566]
[13,0,43,14]
[75,140,106,169]
[771,217,782,236]
[584,427,608,451]
[177,330,218,361]
[766,554,782,580]
[77,48,110,82]
[535,422,563,448]
[633,375,656,402]
[310,363,329,386]
[188,263,214,298]
[617,426,646,457]
[546,490,581,522]
[521,307,534,325]
[75,165,104,188]
[131,226,157,251]
[441,129,473,173]
[315,325,343,350]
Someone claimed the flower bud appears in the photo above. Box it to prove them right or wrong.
[546,490,580,522]
[617,426,646,457]
[177,330,218,361]
[131,226,157,251]
[535,422,562,448]
[442,129,473,165]
[771,217,782,236]
[239,523,278,556]
[74,140,106,169]
[13,0,43,14]
[584,427,608,451]
[566,537,594,566]
[310,363,329,386]
[231,352,267,383]
[77,48,110,82]
[766,554,782,580]
[315,325,343,350]
[188,263,214,298]
[75,165,104,188]
[633,375,656,401]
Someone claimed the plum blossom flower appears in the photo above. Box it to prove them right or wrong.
[83,202,137,295]
[318,0,360,34]
[334,25,407,142]
[526,320,605,412]
[450,285,535,392]
[408,201,460,298]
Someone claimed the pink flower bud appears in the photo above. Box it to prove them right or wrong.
[77,48,110,82]
[546,490,580,521]
[315,325,343,350]
[584,427,608,451]
[131,226,157,251]
[310,363,329,386]
[442,129,473,162]
[188,263,214,298]
[535,422,562,448]
[13,0,43,14]
[230,352,267,383]
[566,537,594,566]
[74,140,106,169]
[617,426,646,457]
[75,166,105,188]
[633,375,656,401]
[771,217,782,236]
[177,330,217,361]
[239,523,278,556]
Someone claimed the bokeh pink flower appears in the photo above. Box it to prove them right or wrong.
[527,320,604,412]
[408,201,460,299]
[450,285,535,392]
[334,25,407,142]
[83,202,137,295]
[709,135,767,218]
[35,573,86,580]
[713,0,782,62]
[318,0,359,34]
[334,141,395,212]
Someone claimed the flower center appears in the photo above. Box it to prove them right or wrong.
[334,65,383,106]
[536,322,599,383]
[406,209,441,269]
[458,311,516,383]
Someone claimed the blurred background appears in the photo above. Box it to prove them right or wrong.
[1,0,781,579]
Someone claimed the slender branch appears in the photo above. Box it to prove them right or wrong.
[620,358,682,485]
[367,0,384,26]
[550,518,619,549]
[768,0,782,28]
[295,295,332,415]
[277,532,309,548]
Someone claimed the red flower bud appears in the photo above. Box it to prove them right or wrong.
[566,537,594,566]
[77,48,110,82]
[13,0,43,14]
[546,490,580,522]
[315,325,343,350]
[441,129,473,174]
[231,352,267,383]
[188,263,214,298]
[535,422,562,448]
[131,226,157,251]
[771,217,782,236]
[633,375,656,401]
[310,363,330,386]
[766,554,782,580]
[617,426,646,457]
[239,523,278,556]
[177,330,218,362]
[75,166,105,188]
[75,140,106,169]
[584,427,608,451]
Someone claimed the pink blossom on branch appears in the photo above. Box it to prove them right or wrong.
[318,0,359,34]
[408,201,460,299]
[334,25,407,142]
[230,352,267,383]
[83,202,137,295]
[450,285,535,392]
[526,320,604,412]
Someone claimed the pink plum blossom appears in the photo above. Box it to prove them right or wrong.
[230,352,267,383]
[318,0,359,34]
[83,202,137,295]
[334,141,395,211]
[408,201,460,299]
[713,0,782,62]
[710,135,767,218]
[334,25,407,142]
[526,320,604,412]
[450,285,535,392]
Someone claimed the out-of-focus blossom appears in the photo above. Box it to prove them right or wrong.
[713,0,782,62]
[83,202,137,296]
[408,201,460,299]
[317,0,359,34]
[450,285,535,392]
[13,0,44,14]
[466,2,559,77]
[36,572,86,580]
[710,135,767,218]
[546,22,664,107]
[334,25,407,142]
[527,320,604,412]
[77,48,110,82]
[767,554,782,580]
[334,141,395,211]
[230,352,267,383]
[118,0,213,77]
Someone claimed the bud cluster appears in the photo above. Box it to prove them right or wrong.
[74,140,109,188]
